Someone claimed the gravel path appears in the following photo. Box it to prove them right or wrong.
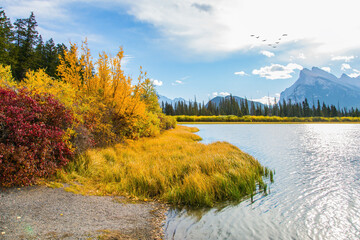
[0,186,167,239]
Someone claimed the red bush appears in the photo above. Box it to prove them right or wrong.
[0,87,74,187]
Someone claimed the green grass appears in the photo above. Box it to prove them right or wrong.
[175,115,360,123]
[55,126,267,207]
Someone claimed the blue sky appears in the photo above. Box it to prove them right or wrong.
[3,0,360,103]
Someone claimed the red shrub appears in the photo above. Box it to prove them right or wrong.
[0,87,74,187]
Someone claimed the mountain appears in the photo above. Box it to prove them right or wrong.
[207,95,263,108]
[157,94,186,105]
[280,67,360,109]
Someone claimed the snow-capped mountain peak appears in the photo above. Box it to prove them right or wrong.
[280,67,360,108]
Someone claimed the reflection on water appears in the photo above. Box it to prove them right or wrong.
[165,124,360,239]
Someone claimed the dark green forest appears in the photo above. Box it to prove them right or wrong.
[161,95,360,118]
[0,8,66,80]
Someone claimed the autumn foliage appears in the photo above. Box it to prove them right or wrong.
[0,88,73,187]
[56,41,174,145]
[0,40,175,187]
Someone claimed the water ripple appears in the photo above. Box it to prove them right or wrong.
[165,124,360,240]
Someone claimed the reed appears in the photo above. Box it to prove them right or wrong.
[56,126,265,207]
[270,170,274,183]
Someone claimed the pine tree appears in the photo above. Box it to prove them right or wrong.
[34,35,44,70]
[0,8,14,65]
[43,38,59,77]
[302,98,311,117]
[250,101,255,115]
[13,12,39,80]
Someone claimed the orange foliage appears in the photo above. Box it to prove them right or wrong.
[57,40,162,145]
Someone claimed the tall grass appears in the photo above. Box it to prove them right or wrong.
[175,115,360,123]
[56,126,265,207]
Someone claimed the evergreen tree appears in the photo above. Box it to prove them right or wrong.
[250,101,255,115]
[244,98,249,115]
[316,100,321,116]
[302,98,311,117]
[0,8,14,65]
[13,12,39,80]
[34,35,45,69]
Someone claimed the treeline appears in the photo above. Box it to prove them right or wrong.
[1,9,175,187]
[0,8,66,80]
[162,95,360,118]
[175,115,360,123]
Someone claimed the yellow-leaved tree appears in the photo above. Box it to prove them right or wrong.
[0,65,16,89]
[57,41,156,144]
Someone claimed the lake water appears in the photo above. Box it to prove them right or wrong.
[164,124,360,240]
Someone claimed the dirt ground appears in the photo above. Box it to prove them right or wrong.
[0,186,168,239]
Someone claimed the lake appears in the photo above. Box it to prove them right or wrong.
[164,124,360,240]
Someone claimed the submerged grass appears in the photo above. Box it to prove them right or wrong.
[56,126,265,207]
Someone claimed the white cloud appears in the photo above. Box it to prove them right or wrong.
[253,94,280,105]
[349,69,360,78]
[151,79,163,86]
[6,0,360,66]
[341,63,351,71]
[172,79,184,86]
[260,50,274,58]
[114,0,360,58]
[234,71,247,76]
[120,54,134,69]
[212,91,230,97]
[180,76,190,80]
[298,53,306,59]
[3,0,69,21]
[1,0,360,70]
[331,55,355,62]
[191,3,213,13]
[219,92,230,96]
[2,0,108,47]
[321,67,331,73]
[252,63,303,80]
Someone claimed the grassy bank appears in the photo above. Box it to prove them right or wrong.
[55,126,267,207]
[176,115,360,123]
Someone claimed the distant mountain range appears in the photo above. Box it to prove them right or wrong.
[158,94,263,108]
[159,67,360,110]
[280,67,360,108]
[157,95,186,105]
[206,96,263,108]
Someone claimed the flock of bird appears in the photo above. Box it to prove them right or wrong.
[250,33,288,48]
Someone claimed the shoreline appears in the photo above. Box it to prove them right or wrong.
[179,121,360,124]
[0,185,168,240]
[1,126,266,239]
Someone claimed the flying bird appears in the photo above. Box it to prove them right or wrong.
[282,34,288,36]
[262,39,266,42]
[256,36,260,39]
[250,34,255,37]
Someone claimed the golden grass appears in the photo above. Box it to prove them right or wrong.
[176,115,360,123]
[56,126,265,207]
